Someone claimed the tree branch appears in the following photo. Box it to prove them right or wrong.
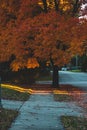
[54,0,59,11]
[72,0,80,16]
[42,0,48,13]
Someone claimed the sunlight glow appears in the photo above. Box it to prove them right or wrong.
[27,58,39,68]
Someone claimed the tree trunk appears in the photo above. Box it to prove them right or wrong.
[54,0,59,11]
[52,65,59,87]
[42,0,48,13]
[72,0,79,16]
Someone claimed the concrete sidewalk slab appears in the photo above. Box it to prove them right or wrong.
[2,99,23,110]
[9,94,84,130]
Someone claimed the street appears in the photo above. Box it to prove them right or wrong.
[59,71,87,91]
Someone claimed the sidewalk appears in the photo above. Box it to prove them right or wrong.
[2,93,85,130]
[2,99,24,110]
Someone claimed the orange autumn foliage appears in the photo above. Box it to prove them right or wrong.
[10,58,39,71]
[0,0,87,71]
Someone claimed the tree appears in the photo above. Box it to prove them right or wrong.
[0,0,87,87]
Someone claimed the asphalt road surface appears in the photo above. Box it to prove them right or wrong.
[59,71,87,91]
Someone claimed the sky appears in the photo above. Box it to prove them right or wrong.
[79,2,87,19]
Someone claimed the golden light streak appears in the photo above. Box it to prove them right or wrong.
[2,84,33,94]
[53,90,69,95]
[2,84,82,95]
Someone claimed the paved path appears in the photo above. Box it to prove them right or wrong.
[37,71,87,91]
[59,71,87,91]
[2,99,23,110]
[2,94,84,130]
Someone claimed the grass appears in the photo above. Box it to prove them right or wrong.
[0,108,18,130]
[69,69,81,72]
[1,87,30,101]
[0,87,30,130]
[54,94,73,102]
[61,116,87,130]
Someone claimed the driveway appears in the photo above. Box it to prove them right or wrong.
[59,71,87,91]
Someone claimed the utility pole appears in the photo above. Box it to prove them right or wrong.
[0,77,2,108]
[76,55,78,67]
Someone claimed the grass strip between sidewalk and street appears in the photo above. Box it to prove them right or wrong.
[0,86,30,130]
[54,94,73,102]
[1,87,30,101]
[70,69,81,72]
[61,116,87,130]
[0,108,18,130]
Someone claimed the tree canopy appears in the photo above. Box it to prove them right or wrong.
[0,0,87,71]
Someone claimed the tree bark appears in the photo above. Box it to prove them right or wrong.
[52,65,59,87]
[42,0,48,13]
[54,0,59,11]
[72,0,80,16]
